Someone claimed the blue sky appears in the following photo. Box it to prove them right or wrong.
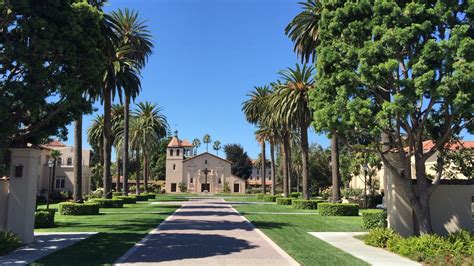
[63,0,329,158]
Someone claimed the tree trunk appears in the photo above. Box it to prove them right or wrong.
[73,115,83,202]
[144,153,148,193]
[261,140,266,194]
[282,135,290,197]
[331,130,341,202]
[123,93,130,196]
[51,164,56,192]
[287,143,292,193]
[103,87,112,199]
[116,155,121,192]
[135,149,140,195]
[270,143,276,196]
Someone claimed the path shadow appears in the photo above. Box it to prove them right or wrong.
[124,233,258,263]
[160,219,256,231]
[179,205,231,209]
[172,211,240,217]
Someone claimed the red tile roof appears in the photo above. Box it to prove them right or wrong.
[167,137,193,148]
[44,140,66,147]
[404,140,474,152]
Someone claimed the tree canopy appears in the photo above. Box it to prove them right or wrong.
[223,143,253,179]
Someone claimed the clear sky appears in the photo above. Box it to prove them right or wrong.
[63,0,329,159]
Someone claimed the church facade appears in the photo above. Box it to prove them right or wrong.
[165,133,246,194]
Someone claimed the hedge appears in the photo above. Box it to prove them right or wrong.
[112,192,122,197]
[59,202,100,215]
[90,198,124,208]
[0,230,22,256]
[276,197,293,205]
[144,193,156,199]
[262,195,277,202]
[310,196,325,201]
[361,209,387,229]
[255,194,265,200]
[292,200,324,210]
[35,209,55,228]
[114,196,137,204]
[135,194,150,201]
[290,192,301,198]
[318,203,359,216]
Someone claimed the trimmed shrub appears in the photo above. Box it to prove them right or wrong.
[145,193,156,199]
[292,200,323,210]
[255,194,265,200]
[90,198,124,208]
[276,197,293,205]
[361,209,387,229]
[114,196,137,204]
[364,228,400,248]
[59,202,100,215]
[135,194,149,201]
[318,203,359,216]
[0,230,22,255]
[35,209,55,228]
[290,192,301,198]
[310,196,325,201]
[112,192,122,197]
[262,195,277,202]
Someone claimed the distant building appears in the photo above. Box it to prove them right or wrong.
[247,160,272,190]
[165,131,246,193]
[38,140,92,195]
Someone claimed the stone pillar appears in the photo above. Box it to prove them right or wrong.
[0,180,8,229]
[7,148,41,244]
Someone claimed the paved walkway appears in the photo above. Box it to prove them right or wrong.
[309,232,420,266]
[116,198,299,265]
[0,232,96,265]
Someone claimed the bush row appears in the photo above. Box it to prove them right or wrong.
[276,197,293,205]
[0,230,22,256]
[292,200,325,210]
[361,209,387,229]
[58,202,100,215]
[114,195,137,204]
[135,194,150,201]
[318,203,359,216]
[90,198,124,208]
[290,192,301,198]
[35,209,56,228]
[363,228,473,265]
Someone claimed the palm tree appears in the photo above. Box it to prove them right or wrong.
[111,104,125,192]
[192,138,201,156]
[203,134,212,152]
[73,117,83,202]
[108,9,153,197]
[132,102,168,193]
[87,115,105,165]
[285,0,322,63]
[49,149,62,199]
[255,128,268,194]
[213,140,221,156]
[272,64,315,200]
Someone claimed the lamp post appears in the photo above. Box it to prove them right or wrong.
[47,159,54,210]
[363,163,369,209]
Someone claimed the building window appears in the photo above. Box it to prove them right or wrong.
[256,176,259,180]
[205,159,207,164]
[57,158,62,165]
[171,183,177,192]
[256,170,259,174]
[190,178,193,184]
[173,164,176,170]
[218,178,221,184]
[177,149,180,156]
[170,149,174,156]
[67,158,72,166]
[55,177,65,189]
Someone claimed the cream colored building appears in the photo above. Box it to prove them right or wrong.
[38,141,92,195]
[349,140,473,192]
[247,160,272,189]
[165,132,246,194]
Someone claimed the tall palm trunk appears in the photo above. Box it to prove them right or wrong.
[301,124,310,199]
[261,140,266,194]
[73,115,83,202]
[270,142,276,196]
[135,149,140,195]
[123,93,130,196]
[103,88,112,199]
[116,155,121,192]
[331,130,341,202]
[51,163,56,192]
[282,135,290,197]
[144,153,148,193]
[287,143,292,193]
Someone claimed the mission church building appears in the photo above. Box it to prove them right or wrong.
[165,132,246,194]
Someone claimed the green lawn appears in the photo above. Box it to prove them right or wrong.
[223,196,262,202]
[33,202,178,265]
[232,203,368,266]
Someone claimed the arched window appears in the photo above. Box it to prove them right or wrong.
[67,158,72,166]
[57,158,62,165]
[177,149,180,156]
[205,159,207,164]
[173,164,176,170]
[170,149,174,156]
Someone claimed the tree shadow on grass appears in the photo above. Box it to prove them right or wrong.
[249,220,290,230]
[123,233,258,263]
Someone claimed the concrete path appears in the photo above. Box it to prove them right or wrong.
[116,198,299,266]
[0,232,96,265]
[309,232,420,266]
